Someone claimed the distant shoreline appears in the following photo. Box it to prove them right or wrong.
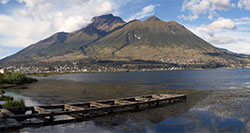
[27,67,250,77]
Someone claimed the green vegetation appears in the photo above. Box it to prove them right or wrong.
[0,72,37,85]
[2,99,25,108]
[0,88,5,95]
[0,72,33,108]
[0,95,13,101]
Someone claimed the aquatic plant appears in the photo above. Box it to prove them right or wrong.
[0,95,14,101]
[0,72,37,85]
[2,99,25,108]
[0,88,5,95]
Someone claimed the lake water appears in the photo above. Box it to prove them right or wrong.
[38,68,250,90]
[10,69,250,132]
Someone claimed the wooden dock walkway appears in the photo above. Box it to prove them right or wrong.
[0,94,186,130]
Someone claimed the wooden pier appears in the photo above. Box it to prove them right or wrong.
[0,94,186,130]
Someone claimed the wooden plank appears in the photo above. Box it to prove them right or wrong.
[0,109,14,117]
[135,97,151,102]
[115,99,137,105]
[33,107,56,123]
[90,102,111,108]
[64,104,86,111]
[34,106,51,114]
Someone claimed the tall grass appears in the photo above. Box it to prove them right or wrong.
[0,72,37,84]
[2,99,25,108]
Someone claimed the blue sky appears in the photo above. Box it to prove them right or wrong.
[0,0,250,59]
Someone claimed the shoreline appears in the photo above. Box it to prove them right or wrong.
[27,67,250,77]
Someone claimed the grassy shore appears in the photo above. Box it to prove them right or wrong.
[0,72,37,85]
[0,72,37,108]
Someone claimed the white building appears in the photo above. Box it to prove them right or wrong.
[0,69,4,73]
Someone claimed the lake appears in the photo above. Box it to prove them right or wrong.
[37,68,250,90]
[7,69,250,132]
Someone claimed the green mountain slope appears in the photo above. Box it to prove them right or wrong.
[85,16,239,65]
[0,14,247,68]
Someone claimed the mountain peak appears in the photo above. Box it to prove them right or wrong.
[92,14,115,20]
[91,14,124,26]
[90,14,125,32]
[144,16,161,22]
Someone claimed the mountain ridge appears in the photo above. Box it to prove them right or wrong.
[0,14,249,69]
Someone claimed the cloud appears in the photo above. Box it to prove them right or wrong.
[125,4,156,22]
[189,17,238,43]
[180,0,233,20]
[178,14,199,21]
[0,0,9,4]
[234,17,250,25]
[0,0,117,47]
[238,0,250,10]
[206,36,245,44]
[234,17,250,22]
[209,17,236,31]
[193,17,236,37]
[187,17,250,54]
[210,0,231,10]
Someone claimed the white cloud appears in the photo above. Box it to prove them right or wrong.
[235,17,250,22]
[0,0,117,47]
[182,0,210,14]
[206,36,245,44]
[234,17,250,25]
[231,3,236,8]
[193,17,236,37]
[210,0,231,10]
[187,17,250,54]
[238,0,250,10]
[0,0,9,4]
[209,17,236,30]
[126,4,156,22]
[178,14,199,21]
[180,0,233,20]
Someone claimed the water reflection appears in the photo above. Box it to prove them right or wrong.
[13,69,250,132]
[17,78,211,132]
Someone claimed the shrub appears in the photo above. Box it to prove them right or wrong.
[1,72,37,85]
[2,99,25,108]
[0,95,14,101]
[0,73,3,83]
[0,89,5,95]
